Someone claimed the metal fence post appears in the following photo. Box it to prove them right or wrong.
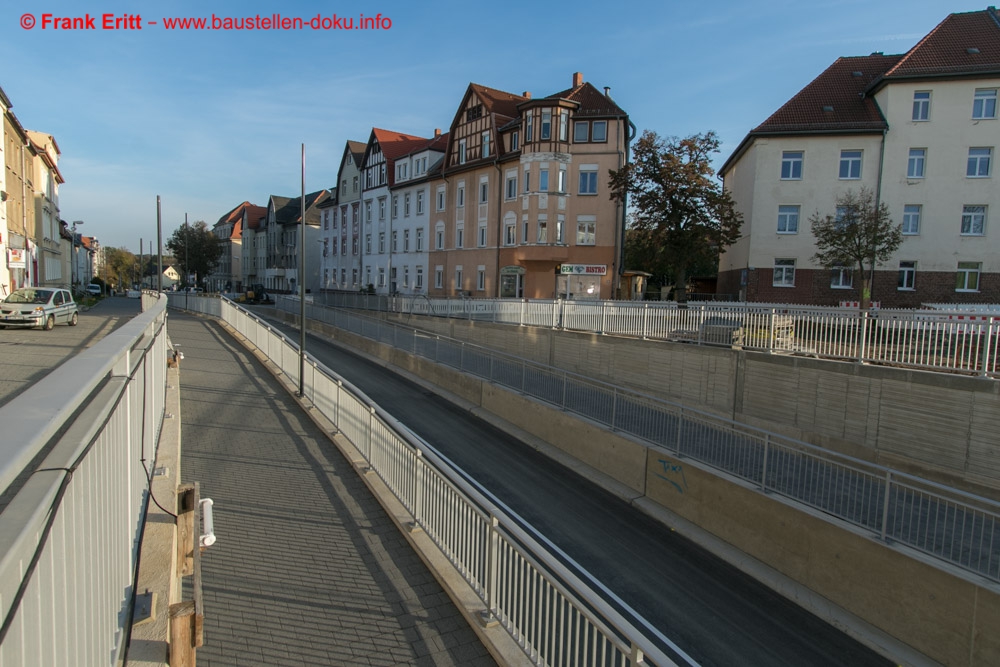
[859,311,868,364]
[642,303,649,340]
[880,470,892,541]
[485,515,500,614]
[600,301,607,335]
[413,448,424,526]
[367,405,376,461]
[980,317,994,377]
[768,309,777,354]
[520,299,526,327]
[761,434,770,492]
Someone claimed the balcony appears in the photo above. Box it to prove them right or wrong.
[513,243,570,263]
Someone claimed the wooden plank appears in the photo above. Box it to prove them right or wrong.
[168,601,196,667]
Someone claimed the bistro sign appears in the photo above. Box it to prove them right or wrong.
[559,264,607,276]
[500,265,526,275]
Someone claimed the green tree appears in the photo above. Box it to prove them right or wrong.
[165,221,222,289]
[99,247,137,291]
[610,130,742,304]
[809,187,903,310]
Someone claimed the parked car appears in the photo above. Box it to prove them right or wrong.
[0,287,79,330]
[86,284,102,296]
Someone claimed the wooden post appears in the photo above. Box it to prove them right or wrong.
[169,601,196,667]
[176,484,196,576]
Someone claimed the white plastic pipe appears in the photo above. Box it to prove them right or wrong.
[199,498,216,547]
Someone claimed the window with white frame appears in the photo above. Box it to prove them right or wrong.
[577,216,595,245]
[378,267,385,287]
[416,190,424,215]
[397,162,407,181]
[780,151,803,180]
[777,205,799,233]
[455,266,463,292]
[839,150,862,179]
[404,229,410,252]
[478,223,487,247]
[392,196,399,219]
[907,148,926,178]
[480,180,489,204]
[559,110,568,141]
[579,167,598,195]
[457,185,465,208]
[541,109,552,139]
[390,267,397,286]
[435,223,444,249]
[404,193,411,216]
[482,132,490,159]
[961,205,986,235]
[537,216,548,243]
[557,166,567,193]
[365,267,371,287]
[898,261,916,290]
[574,121,589,143]
[506,174,517,199]
[403,266,409,287]
[456,223,464,248]
[967,148,992,177]
[436,187,445,211]
[352,268,357,285]
[539,169,549,192]
[505,214,517,245]
[435,266,443,289]
[524,168,531,193]
[556,215,564,243]
[378,197,386,221]
[912,91,930,121]
[477,266,486,291]
[902,205,921,235]
[352,238,358,255]
[379,231,385,253]
[365,234,371,254]
[342,268,347,285]
[416,228,424,251]
[956,261,981,291]
[365,200,372,223]
[973,89,997,119]
[830,265,853,289]
[458,138,466,164]
[416,266,423,289]
[525,113,533,141]
[773,258,795,286]
[392,230,398,252]
[522,215,529,243]
[510,131,519,152]
[591,121,607,142]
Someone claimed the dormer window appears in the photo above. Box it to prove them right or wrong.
[458,139,467,165]
[466,104,483,122]
[482,131,491,158]
[510,130,519,151]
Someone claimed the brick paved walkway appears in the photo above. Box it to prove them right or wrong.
[169,313,496,666]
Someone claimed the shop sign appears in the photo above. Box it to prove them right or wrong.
[7,248,26,269]
[559,264,606,276]
[500,265,526,275]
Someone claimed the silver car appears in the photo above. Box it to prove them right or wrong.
[0,287,79,330]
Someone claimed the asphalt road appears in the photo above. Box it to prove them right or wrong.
[262,317,893,667]
[0,295,142,408]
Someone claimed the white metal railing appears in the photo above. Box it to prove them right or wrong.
[285,297,1000,585]
[316,293,1000,378]
[180,297,694,666]
[0,293,169,666]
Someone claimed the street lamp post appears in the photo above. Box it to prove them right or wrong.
[71,220,84,296]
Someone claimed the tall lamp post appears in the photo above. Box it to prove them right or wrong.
[298,144,306,397]
[71,220,84,296]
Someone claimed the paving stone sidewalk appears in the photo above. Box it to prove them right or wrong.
[169,313,496,666]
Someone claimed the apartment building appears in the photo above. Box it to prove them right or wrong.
[326,140,365,291]
[210,201,264,293]
[25,131,64,288]
[428,74,630,300]
[719,7,1000,306]
[262,190,329,293]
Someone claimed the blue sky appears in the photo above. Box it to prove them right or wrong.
[3,0,971,251]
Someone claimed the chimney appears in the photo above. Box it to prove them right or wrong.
[573,72,584,87]
[434,128,441,137]
[522,91,531,99]
[604,86,612,98]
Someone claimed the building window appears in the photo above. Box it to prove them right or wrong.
[505,216,516,245]
[457,185,465,208]
[577,217,595,245]
[416,191,424,215]
[902,205,921,235]
[352,238,358,255]
[353,176,358,192]
[478,223,487,247]
[455,267,463,292]
[458,139,467,164]
[780,152,803,180]
[506,175,517,200]
[967,148,992,177]
[392,196,399,219]
[773,258,795,286]
[416,228,424,251]
[404,229,410,252]
[510,131,519,152]
[398,162,407,180]
[559,110,569,141]
[415,266,424,289]
[378,197,386,221]
[537,217,548,243]
[839,150,862,179]
[342,268,347,285]
[435,224,444,250]
[365,234,371,254]
[777,205,800,233]
[352,268,358,285]
[402,266,408,288]
[378,267,385,287]
[907,149,926,179]
[435,266,443,289]
[365,200,372,223]
[557,167,567,193]
[522,215,529,243]
[525,113,533,142]
[830,265,853,289]
[956,262,981,292]
[973,89,997,119]
[961,205,986,235]
[591,121,607,143]
[898,261,916,290]
[378,231,385,253]
[456,224,464,248]
[482,132,491,159]
[366,267,371,288]
[556,215,564,243]
[524,169,531,193]
[436,188,445,211]
[579,169,598,195]
[574,121,589,143]
[541,109,552,139]
[912,91,930,121]
[392,230,398,252]
[477,267,486,291]
[480,181,489,204]
[404,193,411,216]
[539,169,549,192]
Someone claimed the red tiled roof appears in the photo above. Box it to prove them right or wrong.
[543,81,627,117]
[880,8,1000,80]
[753,54,901,134]
[469,83,526,119]
[371,128,428,161]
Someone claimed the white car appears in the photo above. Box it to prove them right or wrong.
[86,284,102,296]
[0,287,79,330]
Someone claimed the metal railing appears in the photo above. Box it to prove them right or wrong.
[0,293,169,666]
[179,296,693,666]
[317,293,1000,378]
[282,297,1000,585]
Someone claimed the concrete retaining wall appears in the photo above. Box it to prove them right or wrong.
[310,314,1000,666]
